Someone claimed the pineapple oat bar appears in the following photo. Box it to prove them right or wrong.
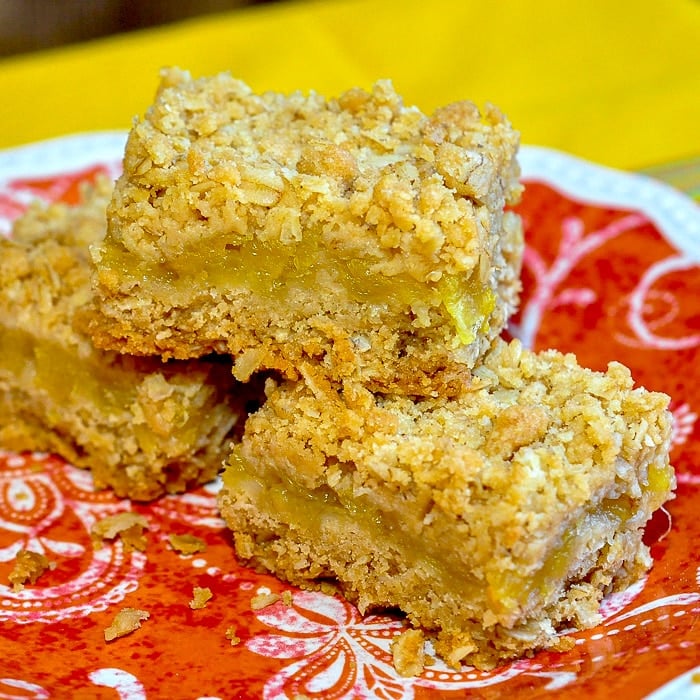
[90,69,523,396]
[218,338,675,669]
[0,179,249,500]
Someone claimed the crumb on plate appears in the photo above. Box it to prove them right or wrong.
[91,512,149,551]
[104,607,150,641]
[168,533,207,555]
[225,626,241,646]
[390,628,426,677]
[189,586,213,610]
[8,549,55,591]
[250,592,280,610]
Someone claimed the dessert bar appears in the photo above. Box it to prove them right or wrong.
[90,69,523,396]
[218,338,674,668]
[0,179,248,500]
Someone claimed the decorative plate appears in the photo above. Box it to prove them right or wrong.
[0,134,698,700]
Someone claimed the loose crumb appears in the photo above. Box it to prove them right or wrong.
[104,607,150,641]
[8,549,55,591]
[281,590,293,606]
[390,628,426,677]
[250,592,280,610]
[225,626,241,646]
[189,586,213,610]
[91,512,149,551]
[168,533,207,555]
[550,635,576,652]
[433,631,479,670]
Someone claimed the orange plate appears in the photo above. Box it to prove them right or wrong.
[0,136,698,700]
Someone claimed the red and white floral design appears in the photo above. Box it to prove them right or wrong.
[0,135,698,698]
[0,452,145,624]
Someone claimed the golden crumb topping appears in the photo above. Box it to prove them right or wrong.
[0,179,111,354]
[108,68,521,284]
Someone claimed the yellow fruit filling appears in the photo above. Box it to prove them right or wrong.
[646,460,674,496]
[223,449,472,580]
[484,497,632,617]
[0,326,133,409]
[98,233,495,345]
[0,325,220,457]
[223,448,659,627]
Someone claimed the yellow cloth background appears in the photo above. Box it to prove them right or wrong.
[0,0,698,170]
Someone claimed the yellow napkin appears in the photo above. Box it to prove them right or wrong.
[0,0,698,170]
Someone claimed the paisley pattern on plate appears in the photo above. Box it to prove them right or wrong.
[0,135,698,699]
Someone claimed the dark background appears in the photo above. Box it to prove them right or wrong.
[0,0,274,57]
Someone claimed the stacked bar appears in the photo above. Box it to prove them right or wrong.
[90,71,673,667]
[89,68,524,396]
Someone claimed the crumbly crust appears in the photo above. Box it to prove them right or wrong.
[0,180,253,500]
[219,338,675,669]
[90,69,523,395]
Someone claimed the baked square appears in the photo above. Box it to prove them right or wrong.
[90,69,523,396]
[0,179,250,500]
[218,338,674,668]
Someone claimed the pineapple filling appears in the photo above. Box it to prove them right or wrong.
[647,461,674,496]
[224,449,477,586]
[99,234,495,345]
[0,325,217,456]
[484,497,634,618]
[486,454,674,617]
[0,326,134,409]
